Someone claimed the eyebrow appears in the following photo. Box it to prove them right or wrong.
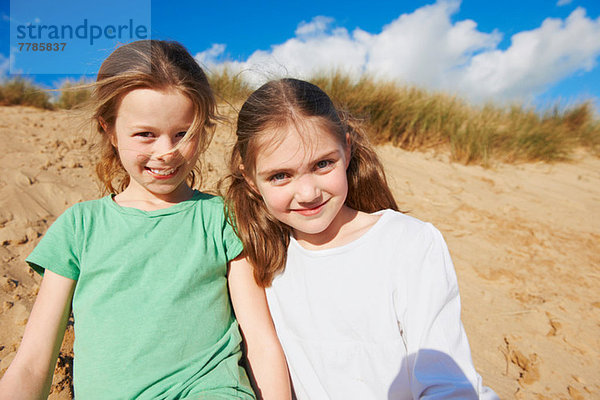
[129,124,191,132]
[256,149,341,178]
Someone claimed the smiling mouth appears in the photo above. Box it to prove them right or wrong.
[145,167,179,179]
[292,200,328,216]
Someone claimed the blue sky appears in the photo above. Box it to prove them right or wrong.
[2,0,600,110]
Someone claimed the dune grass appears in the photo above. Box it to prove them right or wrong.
[207,68,253,104]
[56,78,93,110]
[0,77,54,109]
[310,73,600,164]
[2,71,598,165]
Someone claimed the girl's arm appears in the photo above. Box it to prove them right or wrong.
[228,255,292,400]
[402,225,499,400]
[0,270,76,400]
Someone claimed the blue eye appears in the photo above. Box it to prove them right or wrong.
[270,172,288,183]
[316,160,333,169]
[134,132,153,138]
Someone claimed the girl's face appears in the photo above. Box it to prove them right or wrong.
[250,120,351,244]
[111,88,199,203]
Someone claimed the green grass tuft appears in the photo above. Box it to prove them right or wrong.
[0,77,53,109]
[310,72,600,164]
[56,78,93,109]
[2,71,598,165]
[207,68,253,104]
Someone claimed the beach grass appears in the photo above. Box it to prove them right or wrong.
[310,72,599,164]
[56,78,93,110]
[2,72,598,165]
[207,68,253,104]
[0,77,54,110]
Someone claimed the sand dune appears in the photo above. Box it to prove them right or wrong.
[0,106,598,399]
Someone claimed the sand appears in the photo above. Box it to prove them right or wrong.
[0,105,598,399]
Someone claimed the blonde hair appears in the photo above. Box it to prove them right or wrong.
[224,78,398,286]
[90,40,217,193]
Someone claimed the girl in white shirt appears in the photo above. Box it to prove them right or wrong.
[224,78,498,399]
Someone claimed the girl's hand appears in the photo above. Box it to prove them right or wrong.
[228,255,292,400]
[0,270,76,400]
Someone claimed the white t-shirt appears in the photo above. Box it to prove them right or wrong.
[266,209,498,399]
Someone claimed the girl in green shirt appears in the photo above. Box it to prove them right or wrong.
[0,40,290,400]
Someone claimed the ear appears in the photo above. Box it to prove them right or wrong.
[239,164,260,195]
[344,132,352,169]
[99,117,117,147]
[98,117,108,132]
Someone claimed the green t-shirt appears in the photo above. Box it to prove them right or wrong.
[27,192,255,399]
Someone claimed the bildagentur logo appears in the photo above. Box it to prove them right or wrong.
[10,0,151,75]
[15,19,148,46]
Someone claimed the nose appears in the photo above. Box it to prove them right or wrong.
[294,174,322,204]
[153,136,178,161]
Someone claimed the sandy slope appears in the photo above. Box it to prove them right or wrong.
[0,106,598,399]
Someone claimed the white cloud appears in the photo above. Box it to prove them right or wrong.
[362,0,501,90]
[557,0,574,6]
[197,0,600,103]
[195,43,226,67]
[457,7,600,101]
[245,22,368,79]
[295,16,335,36]
[196,17,369,85]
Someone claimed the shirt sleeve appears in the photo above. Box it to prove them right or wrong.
[400,223,498,400]
[221,209,243,262]
[26,205,81,281]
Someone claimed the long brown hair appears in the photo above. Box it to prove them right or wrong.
[225,78,398,287]
[89,40,217,193]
